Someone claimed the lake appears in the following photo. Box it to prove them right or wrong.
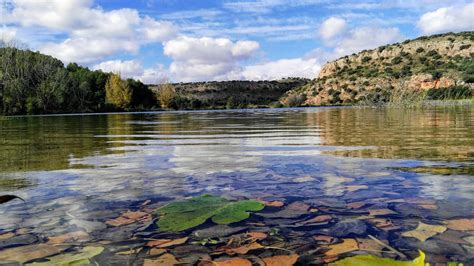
[1,106,473,264]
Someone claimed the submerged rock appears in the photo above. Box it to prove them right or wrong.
[326,219,367,237]
[193,225,247,239]
[0,234,38,249]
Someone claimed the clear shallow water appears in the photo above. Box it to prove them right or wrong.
[0,106,473,264]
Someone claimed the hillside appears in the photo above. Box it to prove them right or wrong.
[151,78,308,109]
[282,31,474,106]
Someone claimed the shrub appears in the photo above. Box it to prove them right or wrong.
[384,67,393,74]
[460,44,471,50]
[401,51,410,57]
[391,56,402,64]
[416,47,425,53]
[427,86,472,100]
[285,93,306,107]
[361,56,371,63]
[400,65,412,77]
[430,70,442,79]
[427,50,439,57]
[226,96,237,109]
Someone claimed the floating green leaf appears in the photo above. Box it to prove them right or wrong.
[155,195,265,232]
[26,246,104,266]
[331,250,425,266]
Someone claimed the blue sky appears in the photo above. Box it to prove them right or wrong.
[1,0,473,82]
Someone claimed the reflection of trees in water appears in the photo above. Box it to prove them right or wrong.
[2,107,472,190]
[0,115,118,174]
[0,175,32,191]
[306,107,474,162]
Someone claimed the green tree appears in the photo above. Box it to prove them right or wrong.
[105,73,132,109]
[127,78,155,108]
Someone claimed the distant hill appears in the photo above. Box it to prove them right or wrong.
[281,31,474,106]
[150,78,309,109]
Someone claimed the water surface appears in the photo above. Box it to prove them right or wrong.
[1,107,473,264]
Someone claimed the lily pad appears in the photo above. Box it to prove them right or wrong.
[331,250,425,266]
[155,195,264,232]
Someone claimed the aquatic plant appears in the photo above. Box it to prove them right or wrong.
[155,194,265,232]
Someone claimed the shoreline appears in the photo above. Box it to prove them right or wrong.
[1,99,473,118]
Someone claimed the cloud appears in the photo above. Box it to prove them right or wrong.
[242,57,321,80]
[141,17,177,42]
[41,38,140,64]
[160,9,223,20]
[319,17,347,41]
[223,0,331,14]
[417,3,474,34]
[0,26,17,42]
[3,0,177,63]
[223,0,285,14]
[163,36,259,82]
[92,60,167,84]
[92,60,143,77]
[331,26,404,57]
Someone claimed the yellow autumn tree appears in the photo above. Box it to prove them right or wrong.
[155,79,176,108]
[105,73,132,109]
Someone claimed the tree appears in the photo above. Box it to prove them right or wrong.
[127,78,155,108]
[155,80,176,108]
[105,73,132,109]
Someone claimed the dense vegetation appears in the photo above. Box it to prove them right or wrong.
[0,45,157,115]
[282,31,474,107]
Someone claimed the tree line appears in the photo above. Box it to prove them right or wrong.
[0,46,158,115]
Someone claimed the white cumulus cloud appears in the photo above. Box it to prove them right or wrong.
[92,60,143,77]
[319,17,347,41]
[332,26,404,57]
[0,26,17,43]
[417,3,474,34]
[3,0,177,63]
[242,57,321,80]
[163,36,260,82]
[92,60,167,84]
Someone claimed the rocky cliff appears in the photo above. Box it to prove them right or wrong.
[282,31,474,106]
